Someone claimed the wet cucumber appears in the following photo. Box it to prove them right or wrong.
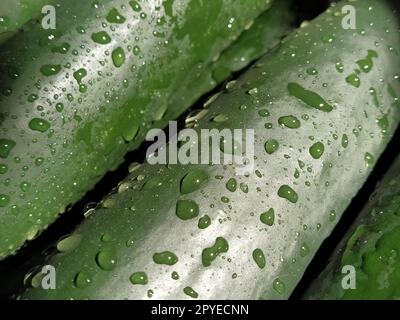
[0,0,277,259]
[304,155,400,300]
[24,0,400,299]
[0,0,54,45]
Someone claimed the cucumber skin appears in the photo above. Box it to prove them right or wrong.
[24,0,400,300]
[0,0,275,259]
[304,156,400,300]
[0,0,54,44]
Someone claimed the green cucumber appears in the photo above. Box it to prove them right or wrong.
[0,0,55,45]
[0,0,278,259]
[24,0,400,299]
[304,154,400,300]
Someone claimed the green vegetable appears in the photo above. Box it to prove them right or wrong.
[0,0,54,44]
[0,0,281,259]
[23,0,400,299]
[304,155,400,300]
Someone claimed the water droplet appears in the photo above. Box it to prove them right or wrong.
[0,194,10,207]
[171,271,179,280]
[0,164,7,174]
[183,286,198,299]
[153,251,178,265]
[306,67,318,75]
[212,113,229,123]
[260,208,274,226]
[345,73,361,88]
[57,234,82,252]
[300,243,310,257]
[112,47,125,67]
[20,181,31,192]
[226,178,237,192]
[252,248,266,269]
[335,62,344,73]
[180,170,208,194]
[198,215,211,229]
[40,64,61,76]
[341,134,348,148]
[278,185,298,204]
[73,68,87,84]
[202,237,229,267]
[106,8,126,24]
[29,118,51,133]
[264,139,279,155]
[356,50,378,73]
[176,199,199,220]
[309,142,325,159]
[74,271,92,288]
[130,272,148,285]
[0,139,16,158]
[258,109,269,117]
[129,0,142,12]
[288,83,333,112]
[91,31,112,44]
[96,250,117,270]
[239,182,248,193]
[278,115,301,129]
[273,278,286,295]
[364,152,374,167]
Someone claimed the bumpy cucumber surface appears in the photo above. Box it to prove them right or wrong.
[0,0,276,259]
[24,0,400,300]
[304,155,400,300]
[0,0,54,44]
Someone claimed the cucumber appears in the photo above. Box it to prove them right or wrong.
[0,0,54,45]
[23,0,400,300]
[304,154,400,300]
[0,0,277,259]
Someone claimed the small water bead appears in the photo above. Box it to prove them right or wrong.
[306,67,318,75]
[329,210,337,222]
[180,170,208,194]
[183,287,198,299]
[364,152,374,167]
[346,73,361,88]
[278,185,298,204]
[341,134,349,148]
[106,8,126,24]
[29,118,51,133]
[96,250,117,270]
[91,31,112,44]
[335,62,344,73]
[130,272,148,285]
[260,208,275,226]
[112,47,126,67]
[258,109,269,117]
[0,139,16,158]
[198,215,211,229]
[57,234,82,252]
[288,82,333,112]
[300,243,310,257]
[20,182,31,192]
[153,251,178,265]
[40,64,61,76]
[74,271,92,288]
[309,142,325,159]
[212,113,229,123]
[252,248,266,269]
[226,178,237,192]
[171,271,179,280]
[273,278,286,295]
[27,94,38,102]
[239,182,248,193]
[202,237,229,267]
[278,115,301,129]
[176,199,199,220]
[0,164,7,174]
[0,194,10,207]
